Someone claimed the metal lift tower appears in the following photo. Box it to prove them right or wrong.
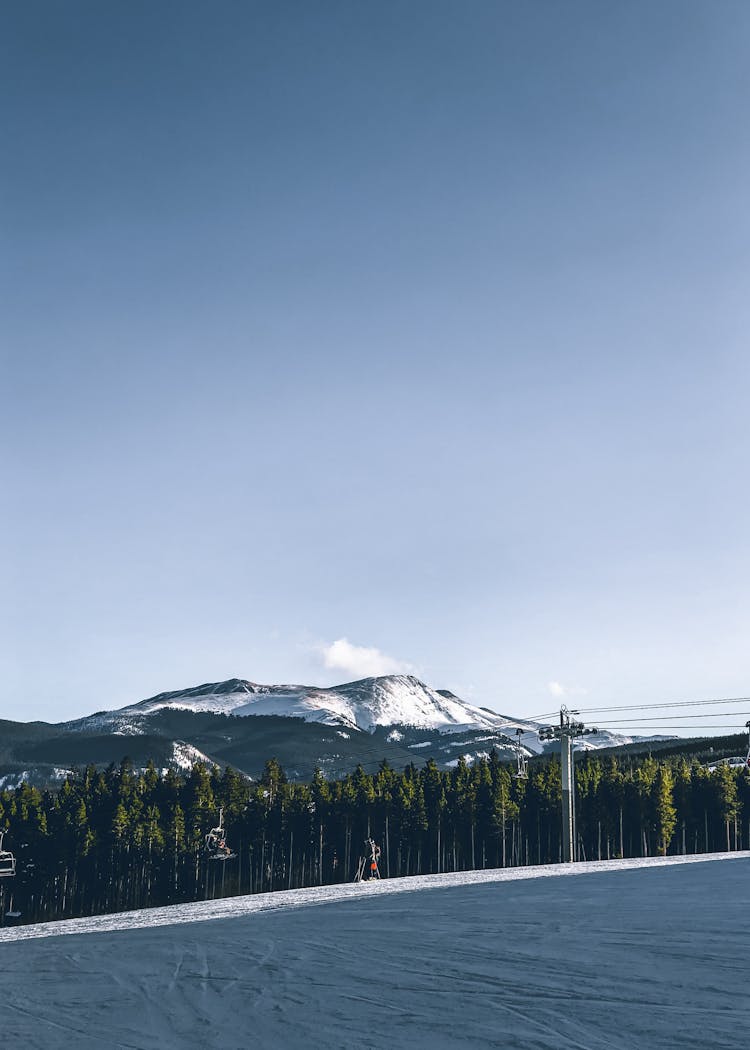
[539,707,599,863]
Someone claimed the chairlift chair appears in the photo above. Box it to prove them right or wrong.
[0,832,16,878]
[354,838,381,882]
[204,807,236,862]
[514,728,528,779]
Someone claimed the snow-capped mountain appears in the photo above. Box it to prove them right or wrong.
[113,674,539,736]
[76,675,662,760]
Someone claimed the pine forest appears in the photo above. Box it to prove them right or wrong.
[1,750,748,926]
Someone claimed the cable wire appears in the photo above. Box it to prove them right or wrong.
[528,695,750,721]
[583,725,745,733]
[588,714,750,725]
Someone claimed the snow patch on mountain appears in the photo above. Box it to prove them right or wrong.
[0,772,29,790]
[445,751,491,768]
[169,742,215,772]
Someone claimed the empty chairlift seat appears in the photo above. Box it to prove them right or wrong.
[0,833,16,877]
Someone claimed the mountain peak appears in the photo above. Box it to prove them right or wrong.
[142,678,257,705]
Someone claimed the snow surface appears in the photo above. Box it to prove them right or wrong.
[168,741,215,773]
[0,853,747,1049]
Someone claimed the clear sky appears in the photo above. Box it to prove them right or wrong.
[3,1,749,732]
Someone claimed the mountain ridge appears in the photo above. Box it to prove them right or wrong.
[96,673,539,737]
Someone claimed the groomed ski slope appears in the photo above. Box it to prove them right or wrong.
[0,853,747,1049]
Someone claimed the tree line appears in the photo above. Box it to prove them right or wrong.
[0,749,748,925]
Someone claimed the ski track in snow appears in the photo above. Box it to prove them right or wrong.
[0,853,748,1049]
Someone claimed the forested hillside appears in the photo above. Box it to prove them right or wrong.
[1,750,748,926]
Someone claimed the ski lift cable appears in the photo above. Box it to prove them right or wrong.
[586,714,750,725]
[581,724,746,732]
[527,695,750,721]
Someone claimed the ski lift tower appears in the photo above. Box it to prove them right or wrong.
[538,706,598,863]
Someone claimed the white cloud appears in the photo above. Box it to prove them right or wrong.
[320,638,411,680]
[548,680,587,699]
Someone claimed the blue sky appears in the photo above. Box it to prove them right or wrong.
[3,2,749,732]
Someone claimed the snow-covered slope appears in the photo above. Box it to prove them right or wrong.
[96,674,542,737]
[1,854,747,1049]
[168,741,215,773]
